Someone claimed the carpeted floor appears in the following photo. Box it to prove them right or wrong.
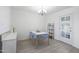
[17,39,79,53]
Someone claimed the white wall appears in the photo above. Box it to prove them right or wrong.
[0,7,11,35]
[11,7,46,40]
[72,8,79,48]
[45,7,79,48]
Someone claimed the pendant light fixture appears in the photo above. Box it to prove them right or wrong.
[38,6,47,16]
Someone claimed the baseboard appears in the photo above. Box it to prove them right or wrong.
[73,44,79,49]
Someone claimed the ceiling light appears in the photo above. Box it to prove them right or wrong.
[38,6,47,16]
[38,9,47,16]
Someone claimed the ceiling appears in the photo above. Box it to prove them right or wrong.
[12,6,72,14]
[27,6,72,14]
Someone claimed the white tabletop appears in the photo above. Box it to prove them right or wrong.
[31,31,48,35]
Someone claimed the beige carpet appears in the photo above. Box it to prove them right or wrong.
[17,39,79,53]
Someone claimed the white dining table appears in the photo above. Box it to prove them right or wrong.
[30,31,49,48]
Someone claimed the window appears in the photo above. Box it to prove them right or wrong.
[60,16,71,39]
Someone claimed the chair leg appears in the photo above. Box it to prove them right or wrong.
[32,40,36,46]
[46,39,49,45]
[35,40,39,48]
